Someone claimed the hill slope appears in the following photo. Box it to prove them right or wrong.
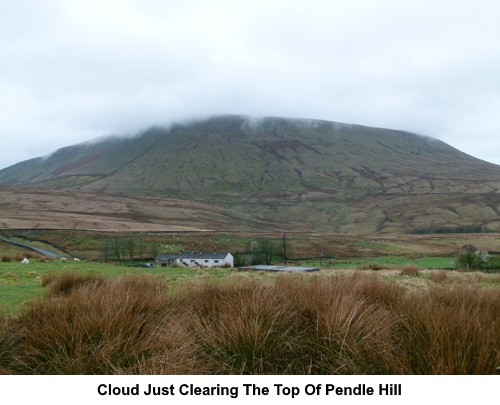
[0,186,284,232]
[2,115,500,232]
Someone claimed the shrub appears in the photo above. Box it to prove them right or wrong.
[1,255,12,263]
[454,245,489,270]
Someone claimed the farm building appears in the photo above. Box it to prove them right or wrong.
[156,251,234,268]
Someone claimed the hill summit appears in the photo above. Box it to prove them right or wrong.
[2,115,500,232]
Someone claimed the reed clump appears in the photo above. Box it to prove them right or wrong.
[0,272,498,374]
[399,264,421,277]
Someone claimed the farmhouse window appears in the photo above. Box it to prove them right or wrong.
[214,260,219,263]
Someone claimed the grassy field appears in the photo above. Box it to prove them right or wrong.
[2,253,500,312]
[0,268,499,375]
[2,229,499,375]
[0,259,238,314]
[2,228,500,313]
[294,256,455,269]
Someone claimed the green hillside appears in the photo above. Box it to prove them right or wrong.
[2,115,500,232]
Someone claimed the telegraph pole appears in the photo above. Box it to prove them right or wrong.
[283,232,287,266]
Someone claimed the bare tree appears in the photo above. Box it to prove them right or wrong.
[137,236,145,260]
[150,243,159,261]
[112,238,125,265]
[257,238,278,265]
[126,239,136,262]
[101,241,111,263]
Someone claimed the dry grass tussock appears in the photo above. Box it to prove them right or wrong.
[427,270,500,286]
[399,264,421,277]
[429,270,447,283]
[1,252,44,262]
[357,263,422,276]
[41,272,105,296]
[0,272,499,374]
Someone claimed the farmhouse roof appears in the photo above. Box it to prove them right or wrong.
[156,252,230,261]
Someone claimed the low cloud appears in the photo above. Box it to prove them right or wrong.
[1,0,500,169]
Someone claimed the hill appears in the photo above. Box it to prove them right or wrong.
[0,186,284,232]
[1,115,500,232]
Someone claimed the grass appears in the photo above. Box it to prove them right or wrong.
[0,259,240,313]
[429,270,447,283]
[399,264,421,277]
[295,256,454,269]
[347,241,392,251]
[1,253,498,313]
[0,271,498,374]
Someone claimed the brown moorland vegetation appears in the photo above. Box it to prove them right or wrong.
[0,271,498,375]
[0,186,288,232]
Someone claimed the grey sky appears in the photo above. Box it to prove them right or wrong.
[1,0,500,170]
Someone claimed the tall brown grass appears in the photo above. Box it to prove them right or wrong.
[399,264,421,277]
[429,270,447,283]
[0,272,498,374]
[41,271,105,296]
[1,252,44,262]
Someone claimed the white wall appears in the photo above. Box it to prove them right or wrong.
[175,253,233,268]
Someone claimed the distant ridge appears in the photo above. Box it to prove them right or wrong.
[2,115,500,233]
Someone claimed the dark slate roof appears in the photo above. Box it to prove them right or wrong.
[156,252,231,261]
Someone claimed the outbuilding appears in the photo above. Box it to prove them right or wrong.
[156,251,234,268]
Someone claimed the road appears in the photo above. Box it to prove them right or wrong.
[0,237,61,258]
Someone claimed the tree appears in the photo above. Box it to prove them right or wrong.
[111,238,125,265]
[126,239,136,262]
[454,244,489,270]
[257,238,278,265]
[101,240,111,263]
[137,236,145,261]
[150,243,159,261]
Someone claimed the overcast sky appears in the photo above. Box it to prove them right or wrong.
[1,0,500,170]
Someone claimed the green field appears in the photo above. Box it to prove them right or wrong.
[2,230,499,314]
[2,253,496,314]
[294,255,454,269]
[0,260,239,313]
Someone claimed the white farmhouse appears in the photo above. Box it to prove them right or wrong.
[156,251,233,268]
